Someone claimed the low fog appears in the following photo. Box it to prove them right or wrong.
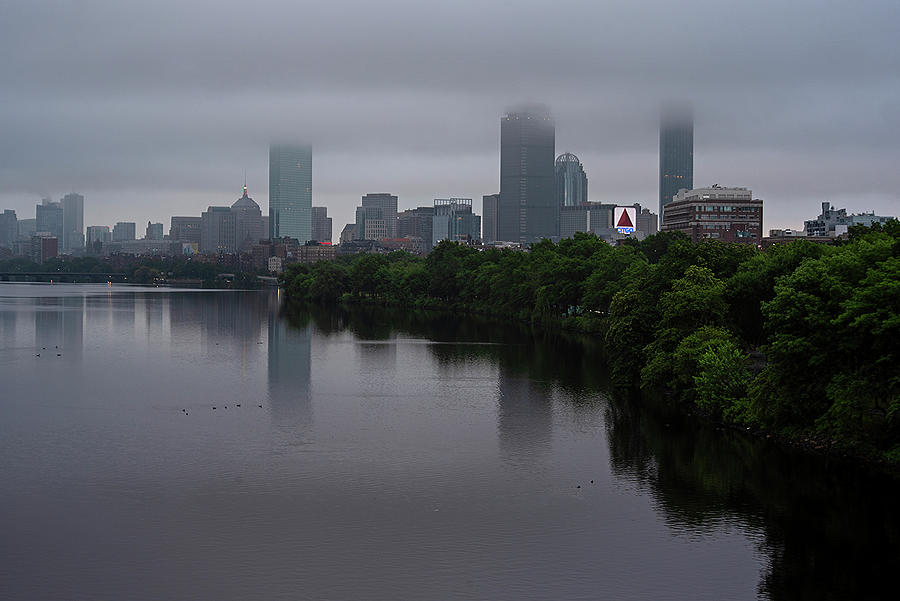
[2,0,898,234]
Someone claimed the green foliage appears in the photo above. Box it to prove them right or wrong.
[640,266,728,392]
[281,225,900,459]
[692,337,754,426]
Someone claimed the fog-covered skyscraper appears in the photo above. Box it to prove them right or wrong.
[659,105,693,224]
[499,106,556,243]
[555,153,588,208]
[269,144,312,243]
[61,193,84,251]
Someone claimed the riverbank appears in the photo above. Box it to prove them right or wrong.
[281,225,900,468]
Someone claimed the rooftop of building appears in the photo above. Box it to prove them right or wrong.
[231,186,260,211]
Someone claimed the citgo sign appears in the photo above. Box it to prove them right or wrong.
[614,207,637,234]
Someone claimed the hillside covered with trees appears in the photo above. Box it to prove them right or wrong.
[283,223,900,464]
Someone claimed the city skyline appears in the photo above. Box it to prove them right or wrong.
[1,1,899,239]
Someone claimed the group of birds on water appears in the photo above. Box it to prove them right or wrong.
[33,346,266,417]
[180,403,264,416]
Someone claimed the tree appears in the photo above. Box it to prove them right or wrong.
[693,337,753,425]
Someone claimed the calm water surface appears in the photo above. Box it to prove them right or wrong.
[1,284,897,600]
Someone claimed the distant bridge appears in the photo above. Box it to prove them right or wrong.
[0,272,128,282]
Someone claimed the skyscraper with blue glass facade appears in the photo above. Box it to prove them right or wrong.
[269,144,312,243]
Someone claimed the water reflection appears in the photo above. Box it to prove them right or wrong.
[286,302,900,601]
[35,295,83,363]
[3,289,897,601]
[0,302,15,341]
[497,368,552,463]
[267,299,312,428]
[605,393,900,600]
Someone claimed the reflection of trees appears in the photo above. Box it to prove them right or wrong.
[606,393,900,600]
[282,302,900,600]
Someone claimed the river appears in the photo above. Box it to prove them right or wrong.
[1,284,897,600]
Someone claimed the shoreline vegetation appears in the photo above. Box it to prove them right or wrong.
[282,223,900,469]
[0,256,268,288]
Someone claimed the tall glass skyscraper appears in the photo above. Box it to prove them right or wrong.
[61,193,84,251]
[269,144,312,243]
[659,105,693,224]
[555,153,588,208]
[499,106,556,243]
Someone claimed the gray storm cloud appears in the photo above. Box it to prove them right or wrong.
[1,0,898,234]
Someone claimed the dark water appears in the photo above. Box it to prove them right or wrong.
[0,284,897,600]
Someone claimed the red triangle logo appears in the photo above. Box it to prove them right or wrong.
[616,209,634,228]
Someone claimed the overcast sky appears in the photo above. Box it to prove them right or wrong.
[2,0,899,238]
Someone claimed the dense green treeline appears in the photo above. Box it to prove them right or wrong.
[283,221,900,462]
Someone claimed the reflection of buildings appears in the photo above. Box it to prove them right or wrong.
[35,295,84,361]
[112,292,136,334]
[138,294,164,337]
[0,301,15,340]
[168,292,268,346]
[496,366,553,463]
[267,296,312,427]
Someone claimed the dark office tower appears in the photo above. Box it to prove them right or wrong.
[0,210,17,248]
[200,206,236,253]
[311,207,332,243]
[361,193,398,238]
[482,194,499,244]
[432,198,480,246]
[170,216,202,243]
[555,153,588,208]
[269,144,312,243]
[397,206,434,253]
[112,222,136,241]
[61,193,84,251]
[659,104,693,224]
[499,106,556,243]
[145,222,164,240]
[36,200,64,241]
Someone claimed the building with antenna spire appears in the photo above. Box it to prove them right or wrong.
[231,185,264,251]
